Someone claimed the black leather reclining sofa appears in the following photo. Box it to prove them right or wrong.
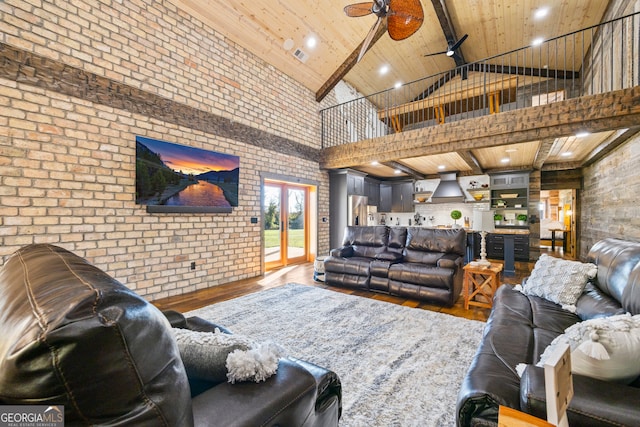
[0,244,342,427]
[456,238,640,426]
[324,226,467,307]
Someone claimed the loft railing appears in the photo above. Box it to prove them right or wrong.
[320,12,639,149]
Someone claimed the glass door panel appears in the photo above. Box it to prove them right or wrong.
[264,185,282,268]
[287,188,307,263]
[264,181,309,269]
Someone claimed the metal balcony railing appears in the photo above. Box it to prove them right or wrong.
[320,12,639,149]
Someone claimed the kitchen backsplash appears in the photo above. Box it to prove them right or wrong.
[375,202,489,228]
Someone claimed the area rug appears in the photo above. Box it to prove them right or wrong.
[187,283,486,427]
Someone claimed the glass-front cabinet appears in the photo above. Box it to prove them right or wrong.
[489,172,529,229]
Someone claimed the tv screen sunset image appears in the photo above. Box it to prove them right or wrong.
[135,136,239,208]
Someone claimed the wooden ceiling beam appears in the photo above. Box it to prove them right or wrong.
[533,138,556,170]
[429,0,467,68]
[381,160,426,180]
[581,127,640,167]
[469,63,579,80]
[458,150,483,174]
[316,21,387,102]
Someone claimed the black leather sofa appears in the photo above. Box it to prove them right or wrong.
[324,226,467,307]
[456,238,640,426]
[0,244,342,427]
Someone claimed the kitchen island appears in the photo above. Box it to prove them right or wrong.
[466,228,530,276]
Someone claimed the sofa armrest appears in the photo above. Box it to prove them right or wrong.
[330,246,354,257]
[520,365,640,426]
[437,254,462,269]
[192,358,341,427]
[163,310,231,334]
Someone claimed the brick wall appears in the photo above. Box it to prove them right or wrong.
[0,0,333,299]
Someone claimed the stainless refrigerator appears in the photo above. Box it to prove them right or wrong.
[348,195,368,226]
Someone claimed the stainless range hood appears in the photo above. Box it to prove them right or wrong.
[430,172,466,203]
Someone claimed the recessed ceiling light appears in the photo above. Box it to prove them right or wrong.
[438,165,446,170]
[534,7,550,19]
[561,152,573,157]
[576,131,590,138]
[379,65,390,75]
[532,37,544,47]
[501,157,510,163]
[371,161,380,166]
[394,81,402,89]
[305,35,317,49]
[394,169,401,174]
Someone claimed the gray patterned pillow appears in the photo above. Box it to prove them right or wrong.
[521,254,597,312]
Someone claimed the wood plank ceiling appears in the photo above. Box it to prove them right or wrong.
[169,0,619,178]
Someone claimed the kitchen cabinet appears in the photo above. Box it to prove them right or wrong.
[347,173,365,196]
[390,181,414,212]
[486,233,529,261]
[364,177,380,207]
[490,172,529,229]
[379,184,392,212]
[490,172,529,189]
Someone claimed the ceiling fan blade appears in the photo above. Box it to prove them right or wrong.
[449,34,468,52]
[387,0,423,40]
[424,49,449,57]
[357,16,386,62]
[344,2,375,17]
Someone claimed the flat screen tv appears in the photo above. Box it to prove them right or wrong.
[135,136,239,213]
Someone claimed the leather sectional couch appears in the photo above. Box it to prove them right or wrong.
[456,238,640,426]
[324,226,467,307]
[0,244,342,427]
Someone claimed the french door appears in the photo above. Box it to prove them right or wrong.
[264,181,309,270]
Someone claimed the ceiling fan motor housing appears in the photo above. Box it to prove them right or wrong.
[372,0,390,16]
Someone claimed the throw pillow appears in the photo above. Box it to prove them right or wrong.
[517,254,597,312]
[536,313,640,384]
[172,327,286,384]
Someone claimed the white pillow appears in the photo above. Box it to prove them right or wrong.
[172,327,286,384]
[519,254,597,312]
[537,313,640,384]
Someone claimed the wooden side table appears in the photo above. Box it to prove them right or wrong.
[463,262,503,309]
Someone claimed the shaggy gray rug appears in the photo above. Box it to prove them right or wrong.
[187,283,486,427]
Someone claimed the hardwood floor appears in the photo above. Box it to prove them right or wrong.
[152,259,537,323]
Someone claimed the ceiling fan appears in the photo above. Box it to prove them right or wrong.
[344,0,424,62]
[424,34,468,60]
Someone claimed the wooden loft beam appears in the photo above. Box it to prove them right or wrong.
[320,86,640,170]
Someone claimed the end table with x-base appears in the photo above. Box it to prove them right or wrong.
[463,262,503,309]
